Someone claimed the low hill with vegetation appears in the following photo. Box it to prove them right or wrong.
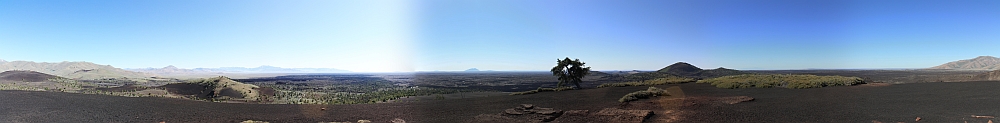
[161,76,268,101]
[694,67,745,78]
[697,74,864,89]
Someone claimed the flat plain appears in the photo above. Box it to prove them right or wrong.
[4,69,1000,123]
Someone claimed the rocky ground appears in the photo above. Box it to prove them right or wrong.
[9,81,1000,123]
[0,84,685,123]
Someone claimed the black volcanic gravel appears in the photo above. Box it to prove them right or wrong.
[675,81,1000,123]
[5,82,1000,123]
[0,85,646,123]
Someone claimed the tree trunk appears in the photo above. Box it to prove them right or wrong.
[574,81,582,89]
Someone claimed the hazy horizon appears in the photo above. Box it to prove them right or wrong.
[2,0,998,72]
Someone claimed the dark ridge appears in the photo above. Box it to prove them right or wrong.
[0,70,62,82]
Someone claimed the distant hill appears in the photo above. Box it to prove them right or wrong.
[930,56,1000,70]
[128,65,350,74]
[0,70,63,82]
[465,68,480,72]
[0,60,152,80]
[588,71,611,76]
[656,62,703,76]
[649,62,745,79]
[127,65,207,74]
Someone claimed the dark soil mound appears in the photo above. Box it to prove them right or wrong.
[657,62,703,76]
[160,83,213,98]
[0,70,62,82]
[218,88,243,98]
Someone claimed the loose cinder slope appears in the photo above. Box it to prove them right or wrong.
[0,70,63,82]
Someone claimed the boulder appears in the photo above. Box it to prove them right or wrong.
[504,109,525,115]
[520,104,535,109]
[391,118,406,123]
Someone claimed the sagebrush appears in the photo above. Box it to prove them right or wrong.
[619,87,669,102]
[598,76,695,88]
[696,74,863,89]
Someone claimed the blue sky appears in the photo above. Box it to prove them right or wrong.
[2,0,999,72]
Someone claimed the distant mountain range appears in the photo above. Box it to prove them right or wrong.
[0,59,152,80]
[127,65,350,74]
[930,56,1000,70]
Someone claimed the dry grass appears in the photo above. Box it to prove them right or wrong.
[696,74,863,89]
[598,76,695,88]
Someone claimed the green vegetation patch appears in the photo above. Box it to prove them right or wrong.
[697,74,864,89]
[619,87,669,102]
[509,87,576,95]
[598,76,695,88]
[620,72,679,81]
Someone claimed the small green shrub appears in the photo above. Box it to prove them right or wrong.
[619,87,669,102]
[697,74,863,89]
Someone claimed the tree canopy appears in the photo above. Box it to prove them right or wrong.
[551,57,591,88]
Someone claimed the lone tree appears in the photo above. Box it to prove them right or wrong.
[551,57,591,89]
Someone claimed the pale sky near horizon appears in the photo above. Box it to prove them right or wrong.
[2,0,999,72]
